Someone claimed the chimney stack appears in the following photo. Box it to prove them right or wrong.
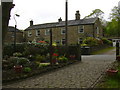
[30,20,33,26]
[75,10,80,20]
[58,17,62,22]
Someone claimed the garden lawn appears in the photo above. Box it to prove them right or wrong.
[96,62,120,88]
[91,47,115,55]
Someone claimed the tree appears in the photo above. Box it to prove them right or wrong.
[109,6,120,20]
[105,19,118,37]
[104,6,120,37]
[84,9,104,20]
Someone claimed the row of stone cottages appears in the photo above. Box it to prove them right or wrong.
[5,11,103,45]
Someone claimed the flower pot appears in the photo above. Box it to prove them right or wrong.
[106,69,118,76]
[14,65,23,73]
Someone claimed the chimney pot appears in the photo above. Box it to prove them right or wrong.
[30,20,33,26]
[75,10,80,20]
[58,17,62,22]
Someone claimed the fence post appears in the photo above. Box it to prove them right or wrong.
[77,44,81,61]
[116,41,119,60]
[50,29,53,65]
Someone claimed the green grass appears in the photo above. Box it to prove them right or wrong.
[96,63,120,88]
[91,47,115,55]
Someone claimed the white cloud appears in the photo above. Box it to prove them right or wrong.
[9,0,120,30]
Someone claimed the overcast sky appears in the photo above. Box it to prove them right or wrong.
[8,0,120,30]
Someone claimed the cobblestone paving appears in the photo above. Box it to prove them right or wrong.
[3,54,115,88]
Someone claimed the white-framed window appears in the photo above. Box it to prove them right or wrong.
[45,29,50,35]
[78,38,83,44]
[61,28,66,34]
[61,39,66,45]
[96,27,99,34]
[36,30,40,36]
[78,25,84,33]
[28,31,32,37]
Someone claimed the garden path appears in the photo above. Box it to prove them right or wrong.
[3,49,116,88]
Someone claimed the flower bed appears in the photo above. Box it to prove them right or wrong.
[3,43,81,84]
[3,60,78,84]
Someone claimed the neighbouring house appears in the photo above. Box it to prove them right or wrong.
[4,26,24,44]
[24,11,103,45]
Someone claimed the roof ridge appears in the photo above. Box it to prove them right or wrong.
[25,17,98,30]
[33,17,98,26]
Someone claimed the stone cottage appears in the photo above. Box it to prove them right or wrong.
[24,11,103,45]
[4,26,24,44]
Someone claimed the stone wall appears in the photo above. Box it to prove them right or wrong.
[4,32,23,43]
[24,21,103,45]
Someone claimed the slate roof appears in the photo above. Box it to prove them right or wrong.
[25,17,98,31]
[8,26,21,32]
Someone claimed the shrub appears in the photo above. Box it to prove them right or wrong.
[23,67,31,73]
[38,63,49,68]
[3,44,14,56]
[58,56,68,63]
[13,52,23,57]
[97,39,103,45]
[4,57,20,69]
[18,57,30,66]
[27,55,35,61]
[22,44,49,56]
[81,44,88,47]
[3,43,27,57]
[8,57,30,66]
[8,57,20,65]
[35,55,46,63]
[2,60,13,69]
[35,45,49,55]
[83,37,99,46]
[101,38,112,45]
[29,61,39,68]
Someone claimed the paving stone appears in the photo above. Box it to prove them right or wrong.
[3,51,116,88]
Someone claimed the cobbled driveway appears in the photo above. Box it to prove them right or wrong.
[3,49,116,88]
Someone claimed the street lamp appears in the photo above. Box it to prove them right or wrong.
[14,14,20,52]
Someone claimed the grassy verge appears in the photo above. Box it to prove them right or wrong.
[96,62,120,88]
[91,47,115,55]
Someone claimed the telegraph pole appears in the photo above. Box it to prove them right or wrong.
[65,0,68,57]
[65,0,68,46]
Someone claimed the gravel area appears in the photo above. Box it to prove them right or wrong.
[2,54,116,88]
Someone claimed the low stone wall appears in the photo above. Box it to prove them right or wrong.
[81,44,112,55]
[90,44,112,54]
